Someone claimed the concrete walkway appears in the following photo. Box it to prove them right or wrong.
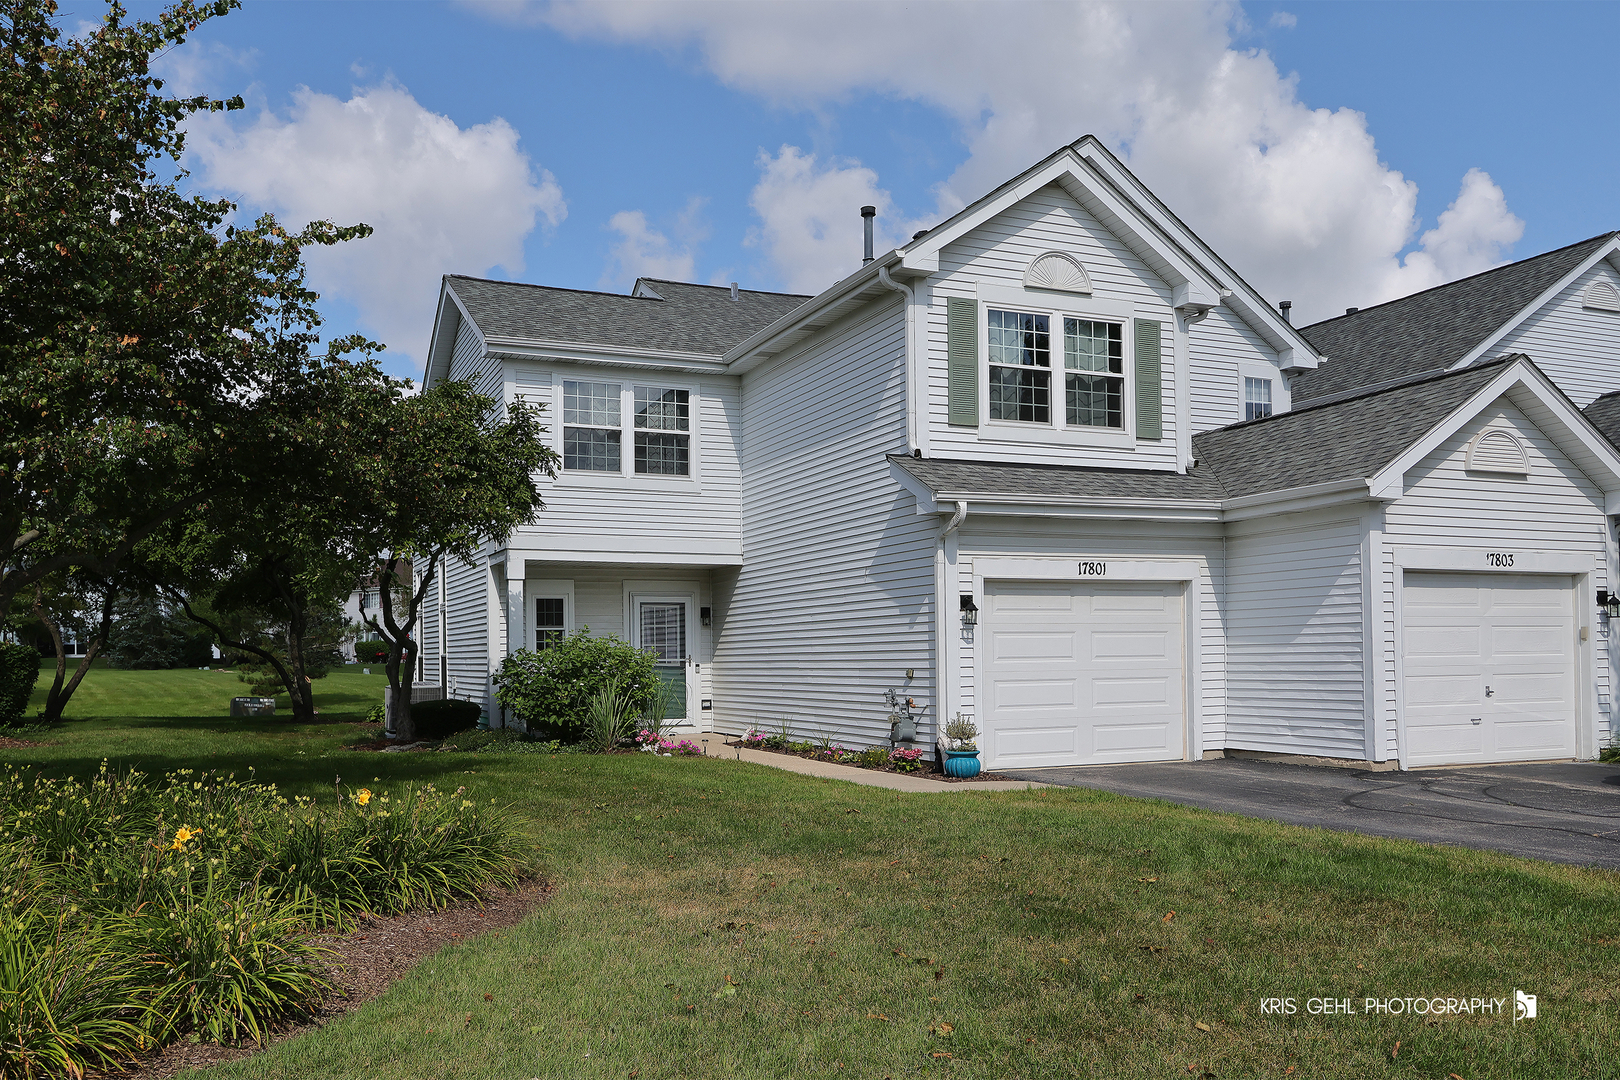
[723,745,1048,792]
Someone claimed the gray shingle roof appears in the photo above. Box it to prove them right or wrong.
[892,358,1518,505]
[1290,234,1615,403]
[447,275,810,357]
[1582,391,1620,450]
[889,455,1226,501]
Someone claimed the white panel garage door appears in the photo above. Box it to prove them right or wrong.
[982,580,1184,770]
[1402,572,1576,767]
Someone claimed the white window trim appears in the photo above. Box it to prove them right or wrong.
[551,366,704,489]
[975,286,1138,448]
[525,579,575,651]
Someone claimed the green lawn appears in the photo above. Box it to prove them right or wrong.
[5,671,1617,1078]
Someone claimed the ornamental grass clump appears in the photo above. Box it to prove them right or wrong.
[0,764,526,1076]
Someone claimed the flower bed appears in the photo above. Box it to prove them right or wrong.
[730,729,1019,783]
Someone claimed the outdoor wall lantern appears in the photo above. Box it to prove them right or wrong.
[700,606,712,627]
[960,595,979,627]
[1600,590,1620,619]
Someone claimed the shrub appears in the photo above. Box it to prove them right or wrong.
[855,746,891,769]
[493,630,658,739]
[0,642,40,726]
[412,698,482,741]
[353,639,390,664]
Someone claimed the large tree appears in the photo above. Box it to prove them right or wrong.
[0,0,374,619]
[351,381,557,742]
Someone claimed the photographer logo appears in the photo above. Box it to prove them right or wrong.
[1515,990,1537,1022]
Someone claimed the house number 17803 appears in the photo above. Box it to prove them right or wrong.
[1486,552,1515,567]
[1078,560,1108,576]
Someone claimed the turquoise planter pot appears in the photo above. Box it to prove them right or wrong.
[943,749,981,779]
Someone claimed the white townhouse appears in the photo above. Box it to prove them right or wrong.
[419,136,1620,771]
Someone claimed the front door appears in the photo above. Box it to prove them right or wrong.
[636,598,690,721]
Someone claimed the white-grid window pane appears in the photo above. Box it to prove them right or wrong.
[639,602,686,664]
[987,309,1049,368]
[564,427,621,471]
[987,309,1051,423]
[1063,318,1122,374]
[563,380,619,426]
[635,432,689,475]
[535,597,565,649]
[634,387,689,431]
[1244,376,1273,422]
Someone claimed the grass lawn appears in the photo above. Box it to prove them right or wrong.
[6,669,1618,1078]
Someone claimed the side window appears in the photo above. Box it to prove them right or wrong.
[987,309,1051,423]
[633,386,690,476]
[563,380,621,471]
[1243,375,1273,422]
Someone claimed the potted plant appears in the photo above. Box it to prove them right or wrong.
[942,714,981,779]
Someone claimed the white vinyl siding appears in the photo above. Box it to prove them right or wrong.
[712,295,938,747]
[1492,260,1620,407]
[1381,399,1612,756]
[925,184,1181,468]
[1189,308,1288,432]
[1225,512,1368,758]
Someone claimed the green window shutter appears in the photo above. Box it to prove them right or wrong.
[1134,318,1162,440]
[947,296,979,427]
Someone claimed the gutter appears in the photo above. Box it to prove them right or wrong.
[724,251,904,372]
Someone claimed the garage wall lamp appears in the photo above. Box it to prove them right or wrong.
[1599,590,1620,619]
[960,595,979,627]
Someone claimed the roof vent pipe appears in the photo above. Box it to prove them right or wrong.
[730,282,739,301]
[861,205,876,266]
[1279,300,1292,324]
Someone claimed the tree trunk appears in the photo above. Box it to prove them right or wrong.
[34,582,117,722]
[33,590,69,719]
[282,605,317,723]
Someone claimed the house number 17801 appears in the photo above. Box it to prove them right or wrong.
[1078,560,1108,576]
[1486,552,1515,567]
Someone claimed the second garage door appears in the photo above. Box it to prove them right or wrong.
[1402,571,1577,767]
[982,579,1185,769]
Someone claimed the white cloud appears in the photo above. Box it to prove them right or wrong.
[184,81,565,367]
[1269,11,1298,29]
[746,147,931,295]
[525,1,1523,322]
[600,196,710,288]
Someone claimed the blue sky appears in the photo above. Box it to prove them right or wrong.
[96,1,1620,382]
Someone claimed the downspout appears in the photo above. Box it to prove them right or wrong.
[942,500,968,536]
[877,264,921,456]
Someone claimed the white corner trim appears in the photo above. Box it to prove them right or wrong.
[1392,546,1594,575]
[975,556,1199,582]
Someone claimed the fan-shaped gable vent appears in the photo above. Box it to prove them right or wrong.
[1466,429,1531,475]
[1023,251,1092,295]
[1583,280,1620,313]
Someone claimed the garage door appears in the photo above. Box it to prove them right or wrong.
[982,580,1184,769]
[1402,572,1576,767]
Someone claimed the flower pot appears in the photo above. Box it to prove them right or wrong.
[943,748,981,779]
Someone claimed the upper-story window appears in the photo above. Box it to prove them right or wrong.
[1243,375,1273,421]
[988,307,1124,430]
[563,380,692,477]
[633,387,689,475]
[563,380,621,471]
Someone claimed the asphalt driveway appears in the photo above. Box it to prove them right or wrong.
[1001,758,1620,869]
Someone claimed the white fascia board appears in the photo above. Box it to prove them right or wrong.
[1072,139,1321,366]
[890,459,942,515]
[424,283,476,389]
[935,494,1224,522]
[513,549,744,568]
[1219,479,1377,523]
[482,336,728,375]
[1447,235,1620,372]
[1368,359,1620,501]
[723,254,901,373]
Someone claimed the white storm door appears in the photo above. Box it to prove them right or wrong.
[1402,572,1576,766]
[634,595,693,722]
[982,580,1184,769]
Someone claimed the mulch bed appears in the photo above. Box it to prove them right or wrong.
[103,878,554,1079]
[0,736,49,749]
[729,741,1022,783]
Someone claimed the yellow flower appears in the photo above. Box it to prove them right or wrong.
[171,826,197,851]
[355,788,373,806]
